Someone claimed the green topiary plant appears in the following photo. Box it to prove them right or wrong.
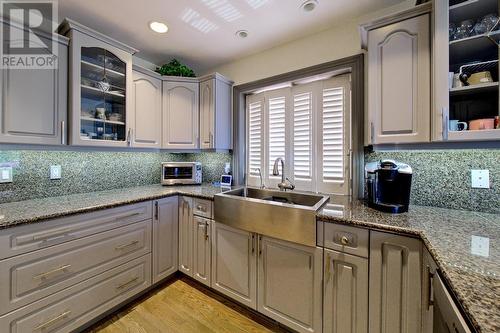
[155,59,196,77]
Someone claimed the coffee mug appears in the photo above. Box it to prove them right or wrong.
[449,119,468,131]
[469,118,494,131]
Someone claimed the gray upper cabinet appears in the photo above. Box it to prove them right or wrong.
[324,248,368,333]
[162,78,199,149]
[362,9,431,144]
[131,66,162,148]
[369,231,422,333]
[58,19,137,147]
[199,73,233,150]
[257,236,322,333]
[0,21,68,145]
[152,197,178,284]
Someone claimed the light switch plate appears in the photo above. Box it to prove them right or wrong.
[471,235,489,257]
[50,165,62,180]
[471,170,489,189]
[0,167,13,183]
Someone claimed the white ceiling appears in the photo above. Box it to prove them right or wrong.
[58,0,404,73]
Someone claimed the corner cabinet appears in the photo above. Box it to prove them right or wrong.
[58,19,137,147]
[0,21,68,145]
[162,78,199,149]
[152,197,178,284]
[361,5,431,144]
[369,231,422,333]
[131,66,162,148]
[199,73,233,150]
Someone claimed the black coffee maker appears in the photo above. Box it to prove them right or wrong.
[365,160,412,213]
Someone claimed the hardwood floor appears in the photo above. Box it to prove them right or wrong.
[84,276,290,333]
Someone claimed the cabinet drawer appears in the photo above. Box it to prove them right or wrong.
[322,223,369,258]
[0,220,151,315]
[0,201,152,260]
[193,198,212,219]
[0,255,151,333]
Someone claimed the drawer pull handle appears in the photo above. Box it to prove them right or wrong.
[33,310,71,331]
[196,205,206,212]
[340,236,350,245]
[115,240,139,250]
[116,277,139,290]
[33,264,72,280]
[32,227,74,242]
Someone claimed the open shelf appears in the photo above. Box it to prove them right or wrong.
[449,31,500,65]
[449,0,499,23]
[448,128,500,141]
[450,82,499,96]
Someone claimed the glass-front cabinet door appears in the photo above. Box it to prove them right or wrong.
[58,19,136,146]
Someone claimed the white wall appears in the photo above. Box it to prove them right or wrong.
[204,0,414,85]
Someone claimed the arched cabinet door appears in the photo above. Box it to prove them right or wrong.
[131,68,162,148]
[367,14,430,144]
[162,79,199,149]
[60,19,135,147]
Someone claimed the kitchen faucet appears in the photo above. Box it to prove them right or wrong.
[272,157,295,191]
[255,168,265,189]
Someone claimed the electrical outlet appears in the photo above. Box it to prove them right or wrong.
[50,165,62,180]
[471,170,489,189]
[470,235,489,257]
[0,166,13,183]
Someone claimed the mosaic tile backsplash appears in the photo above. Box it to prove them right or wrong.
[0,150,232,203]
[365,149,500,214]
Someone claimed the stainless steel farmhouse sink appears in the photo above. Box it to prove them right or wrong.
[214,187,329,246]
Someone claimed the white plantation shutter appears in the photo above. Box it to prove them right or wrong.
[293,92,312,180]
[322,87,344,180]
[246,95,264,186]
[268,96,287,177]
[245,74,350,194]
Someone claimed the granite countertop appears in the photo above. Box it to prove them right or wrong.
[318,200,499,333]
[0,184,227,229]
[0,185,498,332]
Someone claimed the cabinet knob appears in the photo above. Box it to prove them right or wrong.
[340,236,350,245]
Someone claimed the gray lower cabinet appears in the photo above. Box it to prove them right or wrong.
[0,21,68,145]
[323,248,368,333]
[192,216,211,287]
[178,196,194,276]
[369,231,422,333]
[152,197,178,284]
[257,236,322,333]
[131,67,162,148]
[211,222,257,309]
[0,255,151,333]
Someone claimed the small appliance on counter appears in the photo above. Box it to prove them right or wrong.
[161,162,202,185]
[365,160,412,214]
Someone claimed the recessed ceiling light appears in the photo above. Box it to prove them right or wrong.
[301,0,318,12]
[236,30,249,38]
[149,21,168,33]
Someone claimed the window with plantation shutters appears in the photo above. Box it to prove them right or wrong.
[245,74,351,194]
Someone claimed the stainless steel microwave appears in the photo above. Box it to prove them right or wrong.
[161,162,202,185]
